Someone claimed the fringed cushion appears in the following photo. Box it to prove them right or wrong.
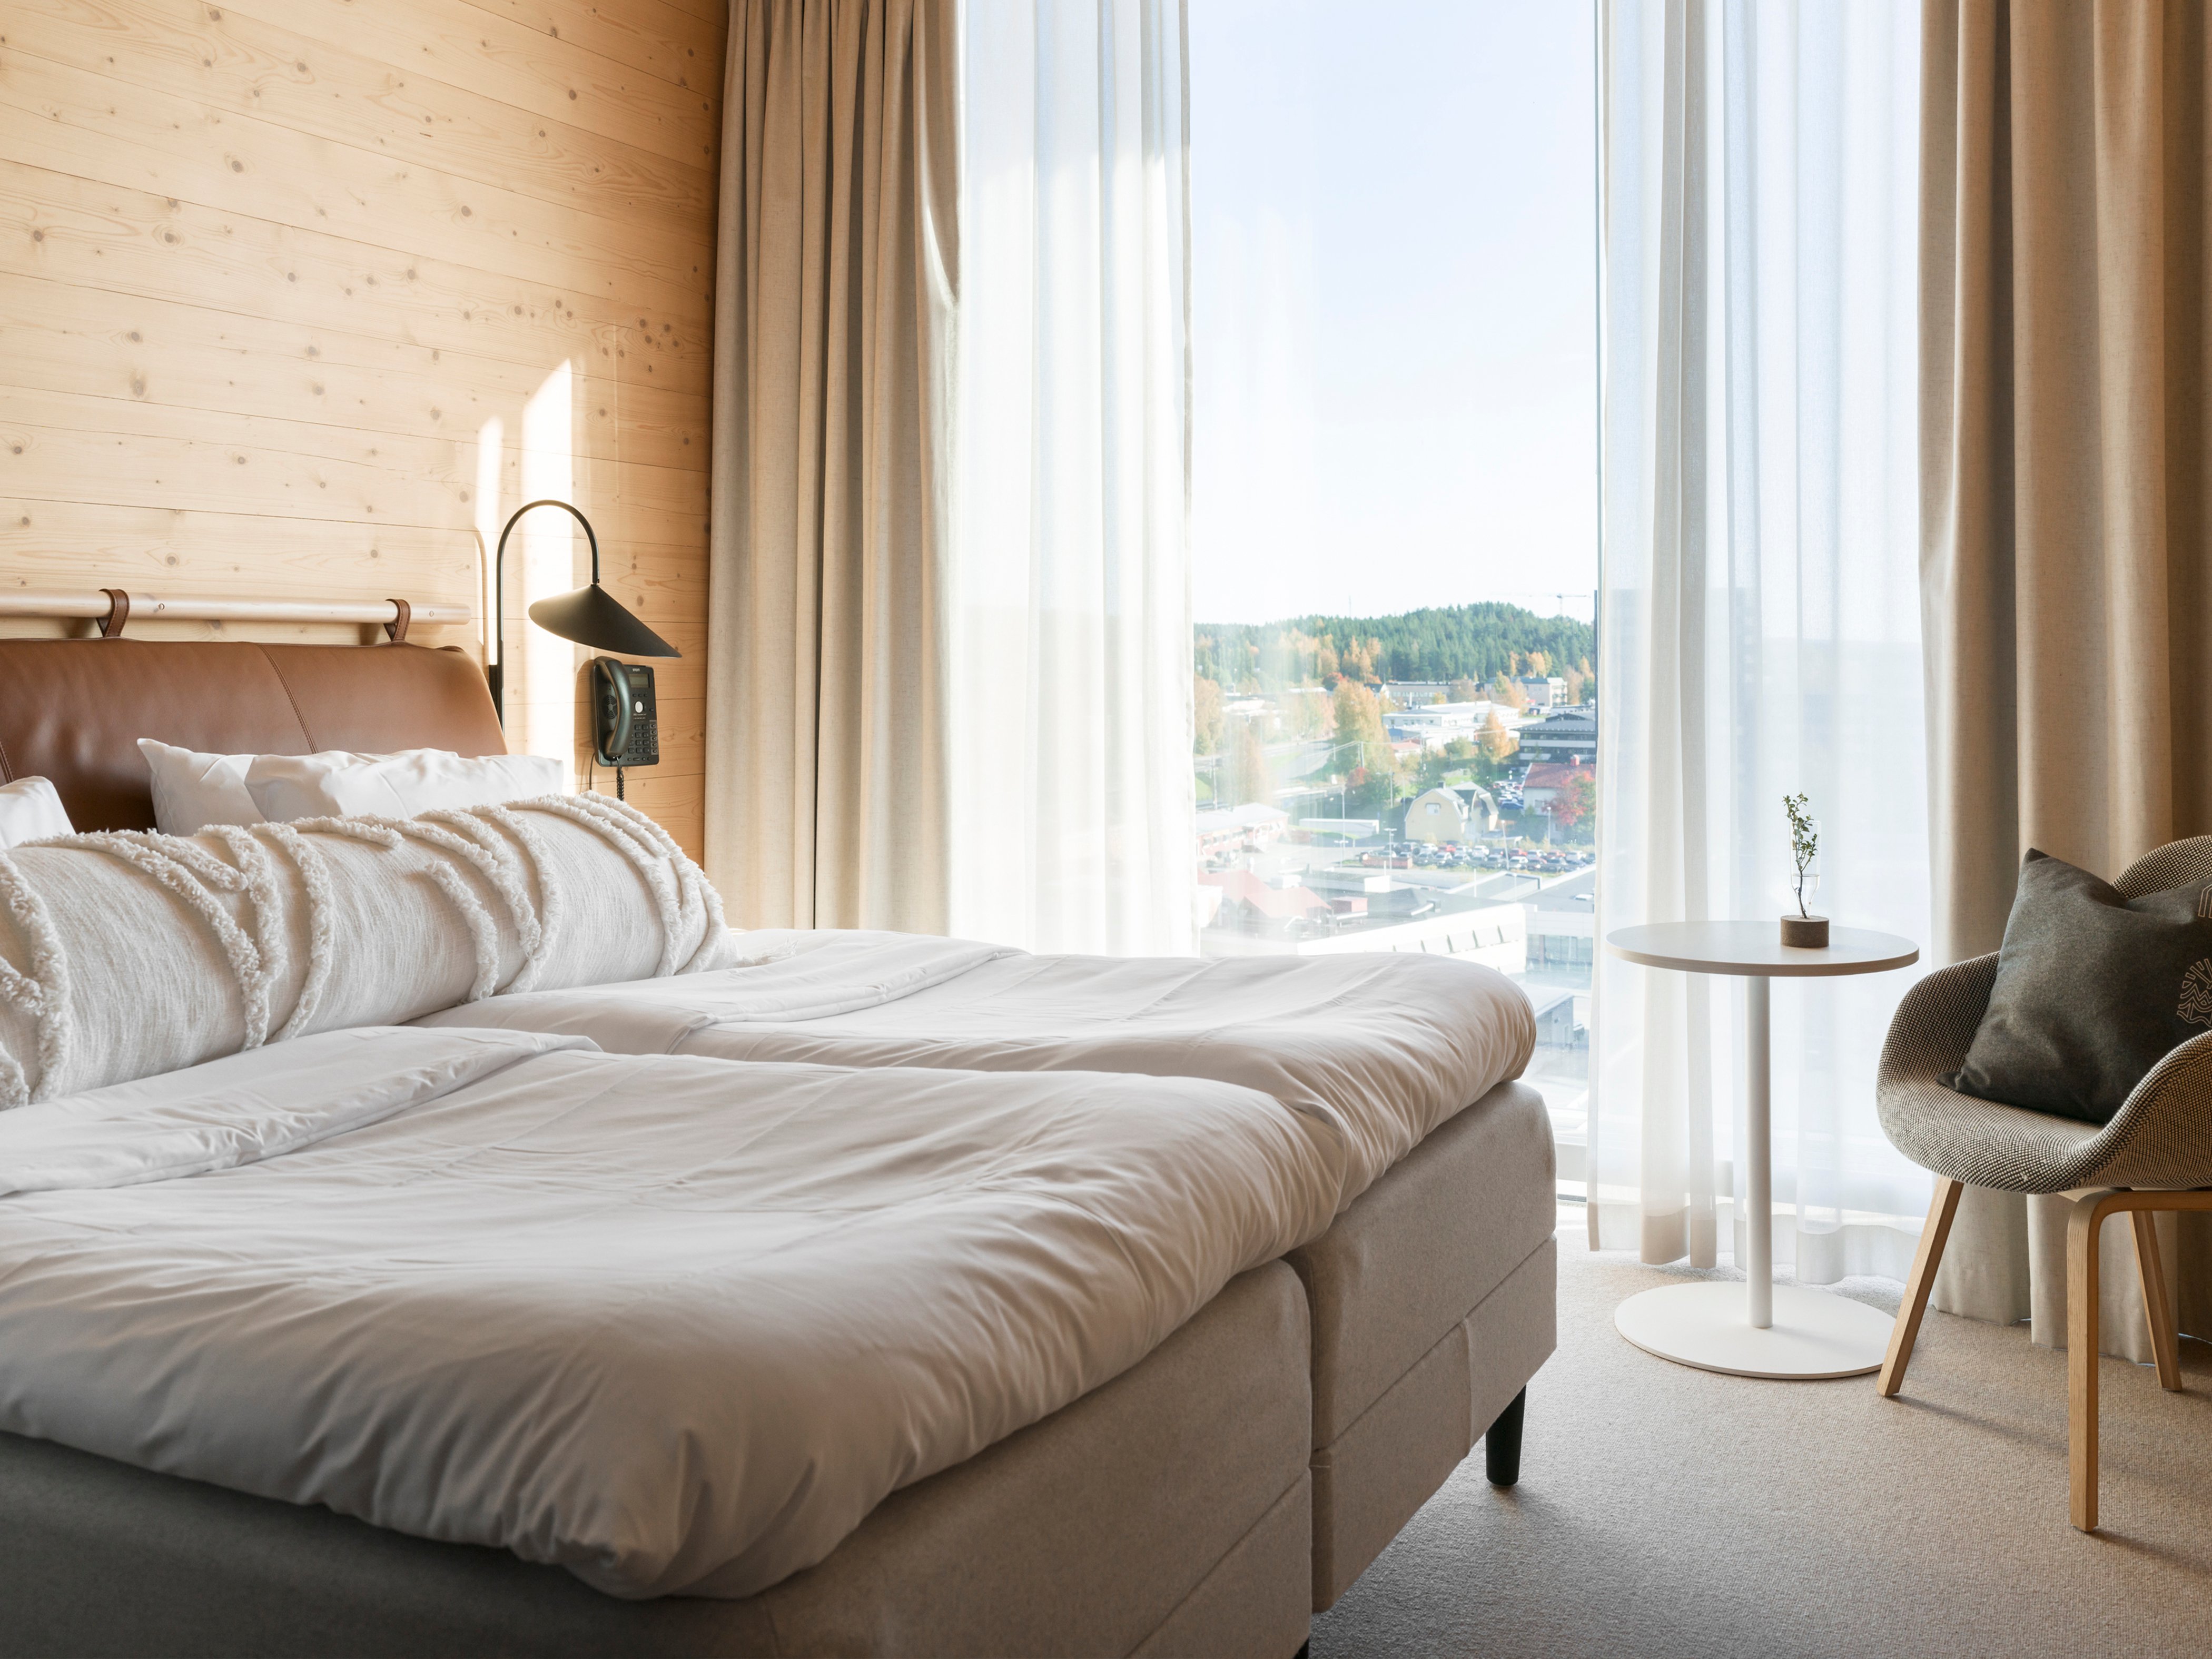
[0,793,733,1104]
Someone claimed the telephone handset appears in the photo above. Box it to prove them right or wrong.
[590,658,660,769]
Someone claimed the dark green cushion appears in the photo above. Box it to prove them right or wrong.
[1949,850,2212,1124]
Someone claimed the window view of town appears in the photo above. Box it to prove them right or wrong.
[1187,2,1598,1189]
[1190,601,1598,1173]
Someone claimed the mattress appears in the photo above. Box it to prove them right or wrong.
[414,928,1538,1207]
[0,1026,1341,1601]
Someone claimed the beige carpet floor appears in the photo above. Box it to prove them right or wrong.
[1311,1227,2212,1657]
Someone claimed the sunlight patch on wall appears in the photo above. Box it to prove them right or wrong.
[518,361,578,788]
[472,416,504,683]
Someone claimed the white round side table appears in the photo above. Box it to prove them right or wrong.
[1604,921,1920,1380]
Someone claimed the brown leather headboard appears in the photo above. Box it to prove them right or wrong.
[0,639,507,832]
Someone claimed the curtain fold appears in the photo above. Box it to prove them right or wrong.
[706,0,958,933]
[1921,0,2212,1355]
[1595,0,1930,1280]
[947,0,1197,955]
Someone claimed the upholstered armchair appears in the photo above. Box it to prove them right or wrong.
[1874,836,2212,1532]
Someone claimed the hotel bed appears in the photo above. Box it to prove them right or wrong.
[0,635,1556,1648]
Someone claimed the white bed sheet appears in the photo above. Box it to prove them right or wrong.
[414,929,1537,1206]
[0,1026,1340,1598]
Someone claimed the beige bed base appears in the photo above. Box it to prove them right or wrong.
[1290,1077,1558,1608]
[0,1263,1313,1659]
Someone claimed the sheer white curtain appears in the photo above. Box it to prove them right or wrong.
[947,0,1196,955]
[1593,0,1930,1281]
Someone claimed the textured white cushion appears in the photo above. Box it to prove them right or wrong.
[0,779,73,849]
[136,740,258,836]
[0,793,734,1105]
[243,749,563,823]
[137,742,562,835]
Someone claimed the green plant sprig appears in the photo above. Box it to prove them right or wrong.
[1783,793,1818,917]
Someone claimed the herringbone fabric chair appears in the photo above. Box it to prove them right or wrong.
[1875,835,2212,1532]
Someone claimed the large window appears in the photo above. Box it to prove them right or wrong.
[1188,1,1599,1187]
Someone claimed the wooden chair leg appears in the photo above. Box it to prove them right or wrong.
[2128,1210,2184,1392]
[2062,1191,2212,1533]
[2068,1194,2109,1533]
[1879,1176,1963,1398]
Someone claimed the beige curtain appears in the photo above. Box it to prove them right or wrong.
[705,0,957,931]
[1921,0,2212,1351]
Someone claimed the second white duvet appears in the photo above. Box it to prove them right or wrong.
[416,930,1538,1207]
[0,1026,1341,1599]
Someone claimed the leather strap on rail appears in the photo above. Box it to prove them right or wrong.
[98,590,130,639]
[383,599,411,644]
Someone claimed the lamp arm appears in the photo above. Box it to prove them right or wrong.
[489,499,601,724]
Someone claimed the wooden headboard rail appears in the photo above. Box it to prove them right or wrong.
[0,589,475,637]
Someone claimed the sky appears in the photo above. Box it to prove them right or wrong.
[1188,0,1599,628]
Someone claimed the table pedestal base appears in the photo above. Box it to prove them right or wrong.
[1614,1282,1893,1379]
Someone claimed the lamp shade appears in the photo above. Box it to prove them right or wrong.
[527,582,679,658]
[487,498,682,725]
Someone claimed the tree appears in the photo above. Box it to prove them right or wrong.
[1193,675,1224,756]
[1193,601,1595,695]
[1331,678,1387,754]
[1224,718,1271,807]
[1548,771,1596,841]
[1283,687,1331,739]
[1450,677,1483,704]
[1417,735,1481,794]
[1330,678,1397,808]
[1563,666,1587,706]
[1493,673,1530,712]
[1480,711,1518,765]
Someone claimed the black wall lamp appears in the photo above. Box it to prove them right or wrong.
[487,499,679,724]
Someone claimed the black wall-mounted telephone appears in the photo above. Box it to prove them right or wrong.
[591,658,659,770]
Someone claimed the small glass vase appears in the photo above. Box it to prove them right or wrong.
[1781,863,1826,946]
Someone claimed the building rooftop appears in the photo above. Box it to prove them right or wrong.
[1523,708,1597,734]
[1196,801,1290,834]
[1523,759,1592,791]
[1201,867,1331,920]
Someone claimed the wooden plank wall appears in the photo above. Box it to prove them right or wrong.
[0,0,721,855]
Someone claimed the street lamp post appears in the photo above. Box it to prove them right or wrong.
[1315,738,1371,832]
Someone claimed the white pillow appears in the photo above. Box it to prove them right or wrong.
[137,741,561,833]
[243,748,564,822]
[137,740,260,836]
[0,777,74,848]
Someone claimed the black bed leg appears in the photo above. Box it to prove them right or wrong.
[1293,1644,1311,1659]
[1484,1387,1527,1487]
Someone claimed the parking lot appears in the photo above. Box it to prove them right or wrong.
[1351,842,1595,877]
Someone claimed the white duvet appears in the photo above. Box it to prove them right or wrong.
[417,930,1537,1206]
[0,1026,1341,1598]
